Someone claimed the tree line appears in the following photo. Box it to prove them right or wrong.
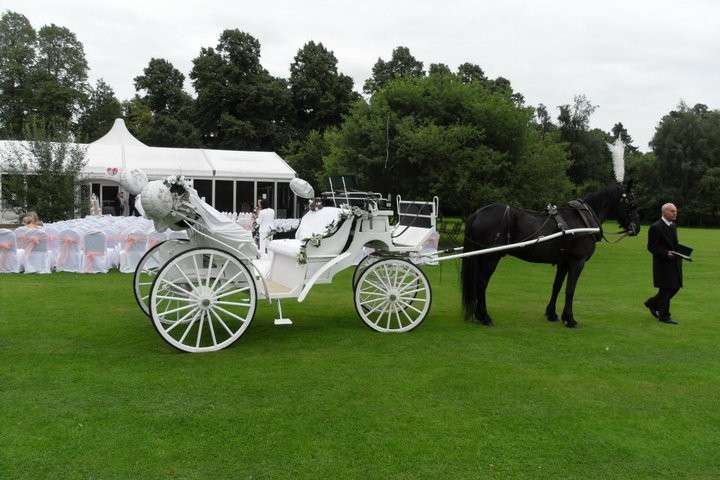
[1,10,719,224]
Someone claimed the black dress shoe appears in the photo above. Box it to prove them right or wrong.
[643,300,659,319]
[659,317,678,325]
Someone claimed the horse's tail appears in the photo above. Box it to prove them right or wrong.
[461,211,480,319]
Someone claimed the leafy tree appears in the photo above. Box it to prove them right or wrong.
[611,122,637,152]
[289,41,358,135]
[0,11,36,138]
[190,29,293,150]
[131,58,200,147]
[122,96,152,142]
[325,74,571,214]
[428,63,452,76]
[75,79,122,142]
[363,46,424,94]
[650,102,720,225]
[535,103,555,138]
[557,95,613,190]
[282,130,330,190]
[1,120,87,221]
[31,23,88,131]
[134,58,189,115]
[457,63,486,84]
[698,167,720,223]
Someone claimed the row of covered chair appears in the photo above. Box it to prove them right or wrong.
[0,222,187,274]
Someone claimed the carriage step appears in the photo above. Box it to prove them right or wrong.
[274,300,292,326]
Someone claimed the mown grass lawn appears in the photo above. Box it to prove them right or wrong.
[1,226,719,479]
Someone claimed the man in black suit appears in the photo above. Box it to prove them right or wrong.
[644,203,682,324]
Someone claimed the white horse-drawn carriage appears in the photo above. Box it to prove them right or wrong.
[123,170,598,353]
[127,173,440,353]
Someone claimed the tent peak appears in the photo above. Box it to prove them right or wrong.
[91,118,146,147]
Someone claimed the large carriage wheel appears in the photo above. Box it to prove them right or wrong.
[133,239,190,318]
[354,258,431,333]
[149,247,257,353]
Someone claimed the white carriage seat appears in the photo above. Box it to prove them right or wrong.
[0,229,20,273]
[186,188,257,260]
[82,231,109,273]
[56,229,83,272]
[23,230,51,274]
[267,207,344,259]
[391,226,435,247]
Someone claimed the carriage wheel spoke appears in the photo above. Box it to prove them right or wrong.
[175,263,199,290]
[397,277,421,294]
[213,305,247,323]
[358,290,386,297]
[165,307,199,334]
[214,286,250,299]
[164,276,198,299]
[192,255,203,287]
[155,295,194,302]
[178,312,201,343]
[210,308,234,336]
[398,286,425,297]
[399,304,415,323]
[359,296,387,307]
[213,270,246,295]
[209,258,230,290]
[207,310,217,346]
[361,278,387,293]
[215,300,252,308]
[397,299,424,315]
[205,254,215,287]
[159,302,196,317]
[196,312,205,348]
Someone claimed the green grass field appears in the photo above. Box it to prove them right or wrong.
[1,226,719,479]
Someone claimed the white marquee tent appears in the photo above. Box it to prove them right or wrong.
[0,119,299,219]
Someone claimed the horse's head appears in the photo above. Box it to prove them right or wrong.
[615,180,640,236]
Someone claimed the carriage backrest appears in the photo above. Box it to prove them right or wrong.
[395,196,438,229]
[295,207,344,240]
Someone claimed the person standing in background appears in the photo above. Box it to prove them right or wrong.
[644,203,683,324]
[115,191,125,216]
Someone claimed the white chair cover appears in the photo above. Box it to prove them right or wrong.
[119,230,148,273]
[56,229,83,272]
[146,231,167,251]
[0,229,20,273]
[23,230,51,274]
[82,231,109,273]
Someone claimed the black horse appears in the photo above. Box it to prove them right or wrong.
[461,182,640,328]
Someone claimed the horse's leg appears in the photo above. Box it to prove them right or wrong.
[545,262,568,322]
[474,254,501,326]
[561,259,587,328]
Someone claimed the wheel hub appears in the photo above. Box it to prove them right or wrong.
[388,290,399,304]
[193,285,214,311]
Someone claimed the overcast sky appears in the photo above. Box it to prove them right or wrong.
[7,0,720,150]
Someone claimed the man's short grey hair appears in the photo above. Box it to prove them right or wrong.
[661,203,676,213]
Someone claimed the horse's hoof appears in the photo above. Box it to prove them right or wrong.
[546,312,559,322]
[480,315,494,326]
[563,320,578,328]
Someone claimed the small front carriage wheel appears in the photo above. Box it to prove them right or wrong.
[354,258,431,333]
[150,247,257,353]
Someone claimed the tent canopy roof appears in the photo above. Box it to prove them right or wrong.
[0,119,295,181]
